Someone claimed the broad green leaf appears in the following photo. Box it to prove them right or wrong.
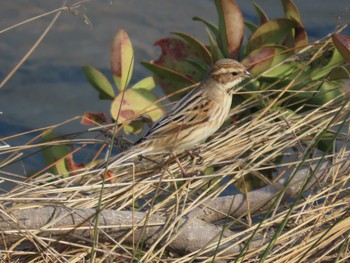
[242,46,294,77]
[253,2,269,25]
[246,18,297,53]
[110,29,134,91]
[184,58,210,75]
[41,130,70,177]
[207,28,224,61]
[172,32,212,64]
[332,33,350,62]
[215,0,245,58]
[292,25,308,48]
[282,0,308,47]
[142,37,202,99]
[245,21,258,34]
[82,66,115,100]
[282,0,303,24]
[317,131,336,153]
[124,119,144,135]
[192,16,219,39]
[142,61,196,100]
[150,37,207,82]
[130,76,156,91]
[302,80,344,106]
[311,49,344,80]
[311,81,344,106]
[328,65,350,80]
[142,62,195,83]
[110,88,164,126]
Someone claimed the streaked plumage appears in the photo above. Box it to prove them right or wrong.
[99,58,252,171]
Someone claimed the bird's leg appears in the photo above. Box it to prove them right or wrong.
[172,153,204,177]
[188,148,204,165]
[172,153,189,177]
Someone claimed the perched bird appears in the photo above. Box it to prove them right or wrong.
[98,58,252,172]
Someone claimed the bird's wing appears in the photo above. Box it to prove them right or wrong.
[137,87,213,142]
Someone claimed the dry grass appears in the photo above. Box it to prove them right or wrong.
[1,2,350,262]
[1,72,350,262]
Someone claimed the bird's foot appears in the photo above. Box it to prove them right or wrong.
[188,148,204,165]
[182,169,205,177]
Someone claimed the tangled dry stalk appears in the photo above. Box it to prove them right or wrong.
[1,75,350,262]
[1,2,350,261]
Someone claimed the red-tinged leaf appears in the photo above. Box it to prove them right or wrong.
[293,26,308,48]
[242,46,294,77]
[110,29,134,91]
[110,88,164,125]
[246,18,297,53]
[253,2,269,25]
[172,32,212,64]
[82,66,115,100]
[332,33,350,62]
[142,38,201,98]
[242,46,285,72]
[282,0,308,47]
[65,155,85,174]
[81,112,108,126]
[142,61,196,100]
[152,38,208,81]
[215,0,245,58]
[282,0,302,24]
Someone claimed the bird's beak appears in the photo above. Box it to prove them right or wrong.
[243,70,253,78]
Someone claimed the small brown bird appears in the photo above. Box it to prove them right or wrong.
[99,58,252,172]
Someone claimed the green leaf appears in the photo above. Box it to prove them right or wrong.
[82,66,115,100]
[282,0,308,47]
[215,0,245,58]
[41,130,70,177]
[124,120,144,135]
[309,81,344,105]
[332,33,350,62]
[253,2,269,25]
[142,37,203,99]
[328,65,350,80]
[242,46,294,77]
[172,32,212,64]
[207,28,224,61]
[130,76,156,91]
[317,131,336,153]
[246,18,297,53]
[110,29,134,91]
[311,49,344,80]
[282,0,303,24]
[151,37,207,81]
[192,16,219,39]
[110,88,164,125]
[184,58,210,75]
[142,61,196,99]
[245,21,258,33]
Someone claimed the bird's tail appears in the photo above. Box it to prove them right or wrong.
[94,144,152,177]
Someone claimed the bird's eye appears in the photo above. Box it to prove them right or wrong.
[231,72,238,76]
